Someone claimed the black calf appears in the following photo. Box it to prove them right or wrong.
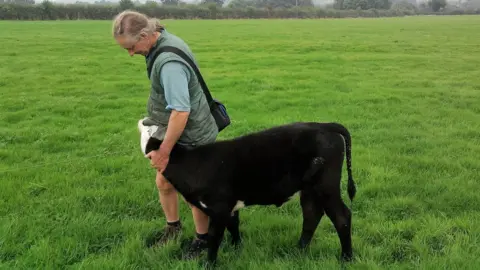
[140,121,357,265]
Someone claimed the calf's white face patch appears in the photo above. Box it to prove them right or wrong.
[138,118,159,156]
[233,200,245,212]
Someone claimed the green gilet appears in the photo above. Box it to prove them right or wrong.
[143,30,218,147]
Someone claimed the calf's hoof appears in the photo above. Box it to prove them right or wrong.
[181,238,209,260]
[231,237,242,247]
[201,257,218,269]
[297,239,311,249]
[340,251,353,262]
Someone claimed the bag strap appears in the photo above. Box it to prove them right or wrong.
[147,46,214,108]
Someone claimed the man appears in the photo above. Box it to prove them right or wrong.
[112,10,219,258]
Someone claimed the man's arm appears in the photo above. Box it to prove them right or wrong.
[158,61,192,155]
[160,110,189,154]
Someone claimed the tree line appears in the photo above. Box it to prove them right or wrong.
[1,0,479,20]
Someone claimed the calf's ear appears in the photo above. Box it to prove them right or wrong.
[137,118,161,157]
[145,137,162,157]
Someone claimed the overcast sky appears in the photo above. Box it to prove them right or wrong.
[40,0,335,5]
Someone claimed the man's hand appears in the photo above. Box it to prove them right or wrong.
[146,148,170,173]
[147,110,189,173]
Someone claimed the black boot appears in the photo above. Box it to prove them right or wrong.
[153,221,183,246]
[183,233,209,259]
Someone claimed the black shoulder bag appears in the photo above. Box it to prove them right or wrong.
[147,46,231,132]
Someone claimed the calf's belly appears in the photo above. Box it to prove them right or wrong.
[240,186,301,208]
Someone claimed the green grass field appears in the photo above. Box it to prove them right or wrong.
[1,15,480,269]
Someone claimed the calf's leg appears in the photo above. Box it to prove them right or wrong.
[316,164,353,261]
[206,212,230,264]
[323,195,352,261]
[226,211,241,246]
[298,188,325,249]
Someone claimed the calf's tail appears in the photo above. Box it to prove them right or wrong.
[320,122,357,202]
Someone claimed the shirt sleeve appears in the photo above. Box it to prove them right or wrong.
[160,61,191,112]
